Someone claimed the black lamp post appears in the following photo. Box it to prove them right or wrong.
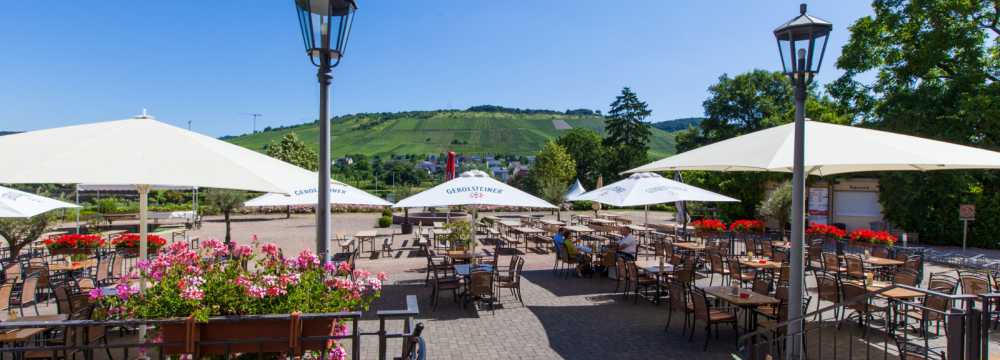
[295,0,357,261]
[774,4,831,359]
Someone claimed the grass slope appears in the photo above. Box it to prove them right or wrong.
[226,111,677,158]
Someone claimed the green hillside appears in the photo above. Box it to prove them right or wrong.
[225,110,677,158]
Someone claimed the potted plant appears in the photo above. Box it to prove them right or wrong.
[443,220,473,251]
[44,234,104,255]
[691,219,726,238]
[111,233,168,257]
[849,229,897,248]
[91,238,385,358]
[729,220,765,234]
[806,223,846,241]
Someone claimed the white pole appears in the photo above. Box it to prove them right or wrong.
[75,185,80,234]
[136,184,150,343]
[644,205,649,226]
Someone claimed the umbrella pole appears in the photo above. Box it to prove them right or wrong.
[75,185,80,234]
[136,184,150,343]
[644,205,648,226]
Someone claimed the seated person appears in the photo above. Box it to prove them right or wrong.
[616,227,638,261]
[562,231,592,277]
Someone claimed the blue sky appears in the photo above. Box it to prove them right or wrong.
[0,1,873,137]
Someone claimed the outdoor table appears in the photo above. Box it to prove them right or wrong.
[445,250,487,263]
[538,219,565,226]
[703,286,779,332]
[564,225,595,235]
[588,218,616,226]
[48,259,97,272]
[739,258,783,271]
[573,215,593,225]
[453,263,494,303]
[864,256,905,267]
[512,227,544,252]
[672,242,706,252]
[354,230,379,254]
[0,314,68,353]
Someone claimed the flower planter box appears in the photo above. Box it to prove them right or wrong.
[48,248,96,256]
[160,316,341,356]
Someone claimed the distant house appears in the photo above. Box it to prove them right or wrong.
[508,161,522,170]
[417,161,439,174]
[491,167,510,182]
[510,165,530,179]
[525,156,536,164]
[486,159,500,167]
[335,157,354,166]
[470,155,481,162]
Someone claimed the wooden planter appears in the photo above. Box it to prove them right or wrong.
[159,315,341,356]
[48,248,95,256]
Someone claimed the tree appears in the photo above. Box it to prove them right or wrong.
[830,0,1000,247]
[675,70,848,220]
[603,87,652,179]
[532,141,576,190]
[0,213,54,258]
[266,133,318,171]
[555,128,606,189]
[204,189,245,244]
[758,181,792,239]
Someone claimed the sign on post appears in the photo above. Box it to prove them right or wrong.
[960,204,975,251]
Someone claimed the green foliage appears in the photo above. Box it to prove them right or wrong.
[0,213,54,258]
[265,133,318,171]
[381,208,393,217]
[227,110,677,158]
[556,128,606,189]
[603,87,653,180]
[533,141,576,188]
[652,117,704,132]
[830,0,1000,247]
[443,220,473,249]
[377,216,392,228]
[758,181,793,233]
[94,198,123,215]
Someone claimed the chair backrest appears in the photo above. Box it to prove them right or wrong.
[777,266,791,286]
[893,268,920,287]
[745,238,757,256]
[772,249,787,264]
[903,255,921,272]
[871,247,889,259]
[807,244,822,262]
[0,283,12,310]
[111,254,123,278]
[20,273,39,303]
[669,280,688,311]
[822,252,840,272]
[709,252,724,274]
[815,272,840,303]
[513,256,525,281]
[96,254,110,282]
[469,271,492,297]
[728,257,742,277]
[841,281,868,311]
[3,263,20,284]
[690,286,710,321]
[53,286,71,314]
[752,272,771,295]
[959,271,991,295]
[845,254,865,279]
[928,271,959,294]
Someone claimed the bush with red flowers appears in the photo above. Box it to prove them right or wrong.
[849,229,897,246]
[112,233,168,252]
[806,223,846,239]
[729,219,765,233]
[692,219,727,233]
[44,234,104,250]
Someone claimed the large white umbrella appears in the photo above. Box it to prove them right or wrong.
[563,179,587,201]
[393,170,556,252]
[627,120,1000,175]
[244,181,391,207]
[575,172,738,225]
[0,115,317,262]
[0,185,79,218]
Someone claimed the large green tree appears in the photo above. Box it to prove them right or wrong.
[830,0,1000,247]
[555,128,606,189]
[524,141,576,202]
[603,87,653,179]
[677,70,847,220]
[266,133,318,171]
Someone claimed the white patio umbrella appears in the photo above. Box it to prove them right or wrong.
[244,181,391,207]
[563,179,587,201]
[627,120,1000,175]
[0,115,317,262]
[574,172,739,225]
[393,170,556,251]
[0,185,79,218]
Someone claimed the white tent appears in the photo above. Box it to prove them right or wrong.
[0,185,79,218]
[393,170,556,251]
[574,172,738,224]
[563,179,587,201]
[627,120,1000,175]
[245,181,391,207]
[0,115,318,262]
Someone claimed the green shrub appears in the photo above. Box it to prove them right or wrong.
[571,201,593,211]
[377,216,392,228]
[381,208,393,217]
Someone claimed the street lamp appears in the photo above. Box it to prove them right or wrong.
[295,0,358,261]
[774,4,831,359]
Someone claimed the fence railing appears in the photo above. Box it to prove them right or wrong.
[735,284,981,360]
[0,294,421,360]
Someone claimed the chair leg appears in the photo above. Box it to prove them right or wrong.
[703,324,710,351]
[666,306,673,332]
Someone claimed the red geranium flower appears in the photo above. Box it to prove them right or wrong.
[692,219,727,232]
[848,229,897,246]
[806,223,846,239]
[112,233,167,251]
[46,234,104,250]
[729,219,765,233]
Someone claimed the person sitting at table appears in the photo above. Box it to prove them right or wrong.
[562,231,592,277]
[616,227,638,261]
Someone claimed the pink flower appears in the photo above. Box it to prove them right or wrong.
[377,272,388,281]
[115,283,138,301]
[261,243,280,258]
[333,322,349,337]
[266,286,286,297]
[233,245,253,258]
[181,286,204,301]
[368,278,383,291]
[88,288,103,300]
[337,261,352,274]
[352,269,370,280]
[235,275,253,288]
[328,345,347,360]
[247,285,266,298]
[202,239,228,257]
[296,250,320,269]
[324,262,337,273]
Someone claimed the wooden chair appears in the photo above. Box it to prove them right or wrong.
[841,281,886,327]
[11,273,40,316]
[706,251,729,287]
[424,251,451,287]
[626,261,658,304]
[806,243,823,270]
[844,254,867,281]
[429,263,460,312]
[665,279,693,335]
[689,286,737,351]
[893,268,920,287]
[495,256,525,306]
[959,270,991,296]
[468,270,495,314]
[822,252,846,276]
[814,272,841,321]
[614,257,629,297]
[752,271,771,296]
[727,257,753,288]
